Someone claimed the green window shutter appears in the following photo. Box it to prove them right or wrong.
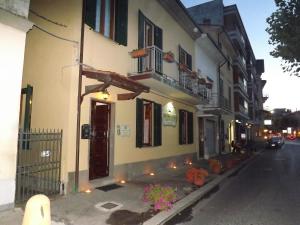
[85,0,96,30]
[115,0,128,46]
[187,112,193,144]
[136,98,144,148]
[153,103,162,146]
[154,26,163,49]
[24,85,33,131]
[187,53,192,70]
[179,109,185,145]
[138,11,145,72]
[138,11,145,49]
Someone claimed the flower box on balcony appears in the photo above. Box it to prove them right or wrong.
[199,78,206,85]
[189,71,198,79]
[205,82,213,89]
[130,48,148,58]
[179,63,190,74]
[163,51,175,63]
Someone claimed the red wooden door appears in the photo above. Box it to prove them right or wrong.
[89,100,110,180]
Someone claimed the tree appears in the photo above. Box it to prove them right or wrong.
[266,0,300,76]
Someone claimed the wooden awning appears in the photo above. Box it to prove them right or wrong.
[81,68,150,102]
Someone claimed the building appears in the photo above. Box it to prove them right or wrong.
[12,0,227,205]
[188,0,265,144]
[0,1,33,210]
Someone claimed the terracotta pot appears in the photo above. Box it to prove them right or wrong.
[199,78,206,85]
[190,71,198,79]
[212,164,222,174]
[163,52,175,63]
[186,168,197,183]
[130,48,148,58]
[194,174,205,186]
[205,82,213,89]
[198,168,209,177]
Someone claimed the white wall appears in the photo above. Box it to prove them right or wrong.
[0,10,32,209]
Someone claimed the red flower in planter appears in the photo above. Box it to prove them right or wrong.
[194,173,205,186]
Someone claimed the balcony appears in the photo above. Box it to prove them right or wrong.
[227,27,247,55]
[199,93,232,115]
[233,55,247,75]
[238,104,249,118]
[128,46,210,105]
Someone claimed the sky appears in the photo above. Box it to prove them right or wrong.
[181,0,300,112]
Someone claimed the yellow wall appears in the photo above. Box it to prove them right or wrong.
[22,0,82,180]
[23,0,198,176]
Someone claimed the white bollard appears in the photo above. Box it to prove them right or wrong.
[22,194,51,225]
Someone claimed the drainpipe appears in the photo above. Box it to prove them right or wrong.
[218,60,227,155]
[75,0,85,192]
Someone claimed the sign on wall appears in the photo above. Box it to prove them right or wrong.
[162,102,177,127]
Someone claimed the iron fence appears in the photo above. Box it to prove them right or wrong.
[15,129,62,203]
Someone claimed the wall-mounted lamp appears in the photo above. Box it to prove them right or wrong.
[96,89,110,100]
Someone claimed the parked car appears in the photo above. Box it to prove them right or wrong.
[265,136,285,149]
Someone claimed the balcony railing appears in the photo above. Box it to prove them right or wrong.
[238,78,247,93]
[137,46,163,74]
[129,46,211,102]
[239,104,248,115]
[228,27,246,50]
[220,95,231,111]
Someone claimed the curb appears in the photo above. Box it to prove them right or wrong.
[143,152,260,225]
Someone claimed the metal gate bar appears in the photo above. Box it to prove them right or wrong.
[15,129,62,203]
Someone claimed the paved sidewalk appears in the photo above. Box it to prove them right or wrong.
[0,151,260,225]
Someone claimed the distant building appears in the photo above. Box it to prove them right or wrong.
[188,0,266,143]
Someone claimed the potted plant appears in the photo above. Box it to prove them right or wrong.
[143,184,177,211]
[190,71,198,79]
[199,78,206,85]
[179,63,190,73]
[163,51,175,63]
[208,159,223,174]
[205,82,213,89]
[130,48,148,58]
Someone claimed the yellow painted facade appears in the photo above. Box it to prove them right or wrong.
[22,0,198,189]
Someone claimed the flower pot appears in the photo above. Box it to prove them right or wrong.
[179,63,190,73]
[186,168,197,183]
[190,71,198,79]
[211,164,222,174]
[163,52,175,63]
[194,174,205,186]
[199,78,206,85]
[205,82,213,89]
[130,48,148,58]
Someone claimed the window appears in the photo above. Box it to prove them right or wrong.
[179,46,192,70]
[179,110,193,145]
[138,11,163,49]
[136,98,162,147]
[85,0,128,45]
[138,11,163,74]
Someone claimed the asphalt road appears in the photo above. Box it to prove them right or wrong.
[165,140,300,225]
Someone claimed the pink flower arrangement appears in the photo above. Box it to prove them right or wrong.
[143,184,177,211]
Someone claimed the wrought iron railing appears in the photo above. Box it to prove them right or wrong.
[130,46,211,101]
[137,45,163,74]
[15,129,63,203]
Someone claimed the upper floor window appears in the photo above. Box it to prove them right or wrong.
[179,46,192,70]
[85,0,128,46]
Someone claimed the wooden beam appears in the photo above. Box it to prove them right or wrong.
[117,91,142,100]
[80,83,110,103]
[82,69,150,93]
